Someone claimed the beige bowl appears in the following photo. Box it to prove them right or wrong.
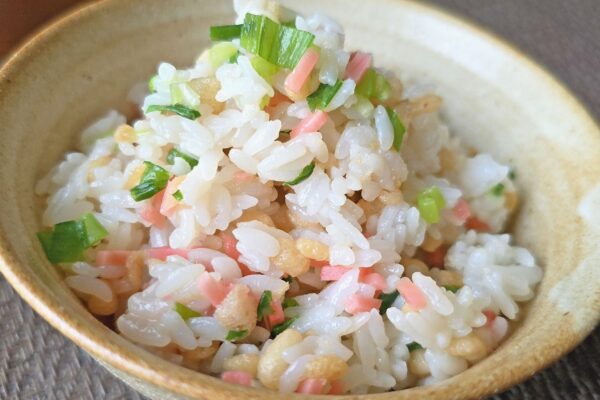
[0,0,599,398]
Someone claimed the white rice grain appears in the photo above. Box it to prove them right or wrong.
[279,354,317,393]
[374,105,394,151]
[210,341,237,373]
[65,275,113,302]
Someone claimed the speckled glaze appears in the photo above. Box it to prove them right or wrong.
[0,0,598,399]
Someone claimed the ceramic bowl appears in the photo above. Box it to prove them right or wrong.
[0,0,599,399]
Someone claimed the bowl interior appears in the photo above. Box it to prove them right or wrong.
[0,0,599,399]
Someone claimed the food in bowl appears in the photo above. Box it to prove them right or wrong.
[35,0,542,394]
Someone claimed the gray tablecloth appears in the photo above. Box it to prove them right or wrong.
[1,0,599,399]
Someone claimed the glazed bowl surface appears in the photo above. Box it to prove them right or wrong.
[0,0,599,399]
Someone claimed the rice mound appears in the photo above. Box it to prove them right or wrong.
[36,0,542,394]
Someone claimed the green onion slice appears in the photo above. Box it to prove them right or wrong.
[80,213,109,247]
[210,24,243,41]
[282,298,299,309]
[420,186,445,209]
[418,197,440,224]
[442,285,462,293]
[209,42,239,69]
[257,290,274,320]
[37,213,108,264]
[226,329,248,341]
[271,317,298,338]
[166,148,198,168]
[407,342,423,352]
[148,75,158,93]
[284,162,315,186]
[356,69,391,102]
[373,73,392,102]
[259,95,270,110]
[172,190,183,201]
[37,231,54,259]
[385,107,406,151]
[353,95,375,119]
[44,221,86,263]
[175,302,202,320]
[417,186,446,224]
[240,14,315,69]
[146,104,200,120]
[490,183,505,196]
[170,83,200,109]
[378,290,399,315]
[307,80,343,111]
[229,51,241,64]
[130,161,170,202]
[355,69,376,99]
[250,56,280,83]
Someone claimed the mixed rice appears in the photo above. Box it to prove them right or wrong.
[36,0,542,394]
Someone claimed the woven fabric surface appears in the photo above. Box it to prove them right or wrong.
[1,0,599,399]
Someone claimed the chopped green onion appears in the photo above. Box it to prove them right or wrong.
[356,69,391,102]
[385,107,406,151]
[169,84,184,105]
[170,83,200,109]
[250,56,280,83]
[282,275,293,283]
[378,290,399,315]
[283,162,315,186]
[257,290,274,320]
[172,190,183,201]
[146,104,200,120]
[80,213,109,247]
[280,129,291,135]
[209,42,239,69]
[130,161,170,202]
[417,186,446,224]
[273,25,315,69]
[508,170,516,180]
[374,73,392,102]
[37,213,108,264]
[442,285,462,293]
[490,183,505,196]
[418,197,439,224]
[43,221,86,263]
[420,186,445,209]
[240,14,315,69]
[356,69,376,98]
[229,51,241,64]
[271,317,298,338]
[307,80,343,111]
[259,95,271,110]
[37,231,53,258]
[241,14,279,63]
[353,95,375,118]
[148,75,158,93]
[407,342,423,352]
[210,24,243,41]
[281,20,296,28]
[226,329,248,341]
[175,302,202,320]
[282,298,299,309]
[166,148,198,168]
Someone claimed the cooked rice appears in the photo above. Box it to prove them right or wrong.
[36,0,542,394]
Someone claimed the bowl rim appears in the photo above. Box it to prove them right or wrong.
[0,0,599,399]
